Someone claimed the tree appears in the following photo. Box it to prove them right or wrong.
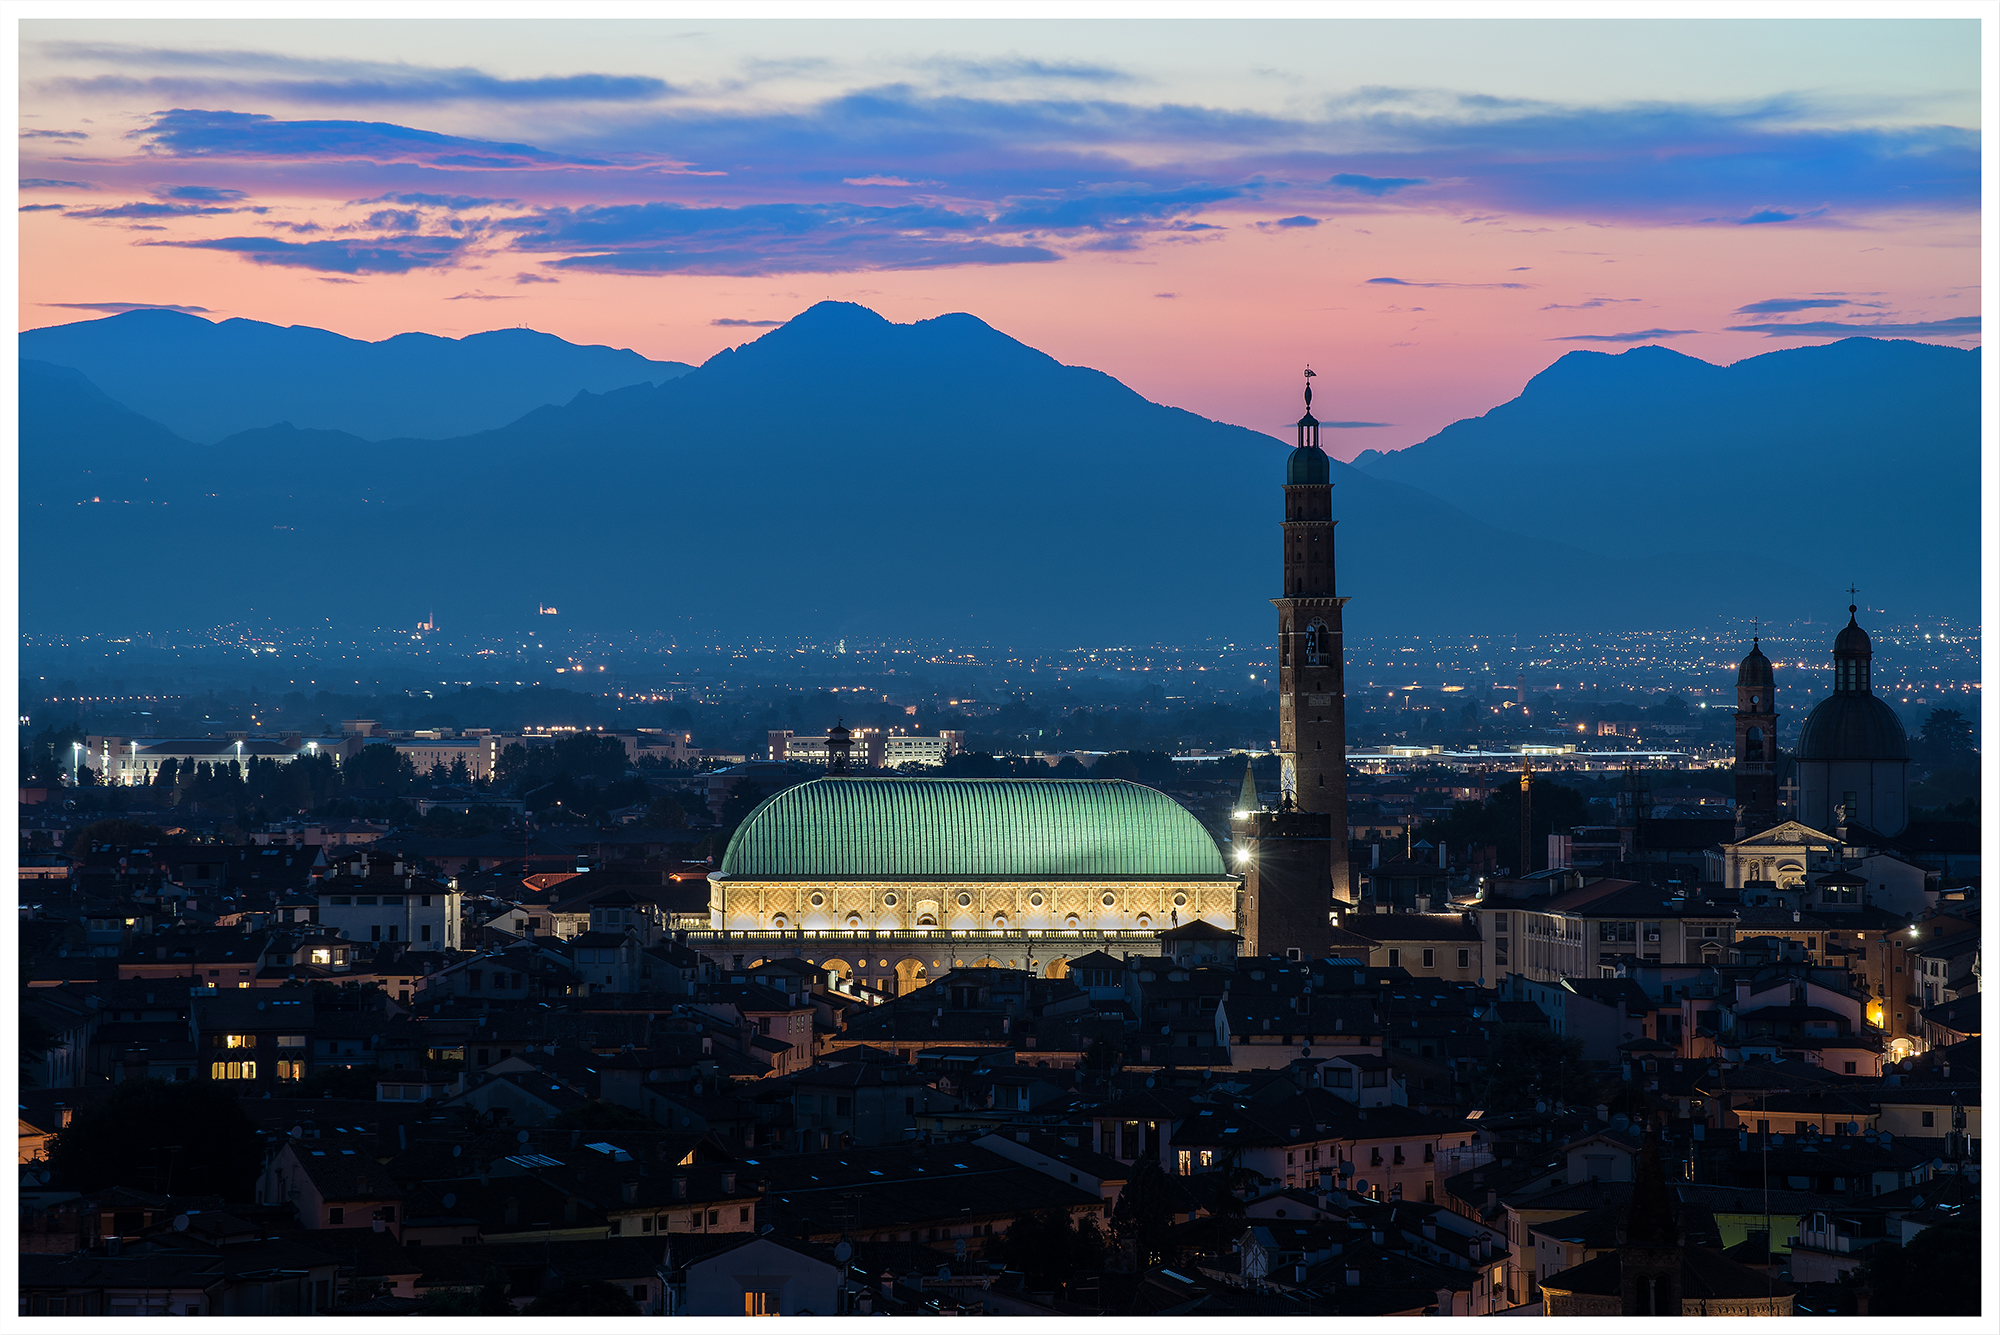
[1109,1154,1179,1271]
[1916,708,1975,770]
[344,743,416,794]
[1470,1023,1596,1113]
[644,794,691,829]
[47,1079,263,1199]
[999,1208,1108,1291]
[522,1280,642,1315]
[1850,1214,1980,1315]
[152,756,181,792]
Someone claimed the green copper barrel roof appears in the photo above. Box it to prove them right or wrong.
[717,777,1228,880]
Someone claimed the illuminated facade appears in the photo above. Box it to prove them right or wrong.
[701,777,1237,992]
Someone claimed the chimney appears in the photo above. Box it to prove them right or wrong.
[1345,1267,1361,1287]
[1371,844,1381,869]
[620,1180,638,1204]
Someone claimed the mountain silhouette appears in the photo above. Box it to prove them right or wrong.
[1353,338,1980,620]
[20,302,1855,641]
[18,308,692,442]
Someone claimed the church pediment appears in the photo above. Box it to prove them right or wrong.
[1731,821,1837,849]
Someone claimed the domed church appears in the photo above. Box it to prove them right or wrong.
[705,777,1239,991]
[1793,603,1910,836]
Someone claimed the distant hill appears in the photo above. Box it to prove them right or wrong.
[1353,339,1980,620]
[20,302,1840,642]
[17,309,693,442]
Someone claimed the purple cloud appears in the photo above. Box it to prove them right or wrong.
[21,177,94,189]
[136,108,612,168]
[157,184,247,201]
[1734,296,1852,314]
[64,200,257,219]
[1369,276,1530,289]
[40,300,212,314]
[40,44,675,106]
[1330,172,1427,196]
[1724,316,1979,339]
[1549,328,1698,342]
[712,317,785,327]
[143,234,466,274]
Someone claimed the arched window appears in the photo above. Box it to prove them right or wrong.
[1305,622,1325,665]
[1744,726,1764,763]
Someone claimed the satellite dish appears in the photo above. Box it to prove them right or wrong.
[173,1214,190,1231]
[938,1265,951,1280]
[442,1193,456,1209]
[518,1130,531,1143]
[452,1145,462,1157]
[833,1241,852,1263]
[1144,1077,1154,1088]
[1534,1101,1547,1113]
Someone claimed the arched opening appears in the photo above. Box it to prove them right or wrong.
[1744,726,1765,762]
[1044,958,1070,980]
[893,958,929,995]
[1305,621,1326,666]
[819,958,854,983]
[916,914,937,928]
[971,956,1003,970]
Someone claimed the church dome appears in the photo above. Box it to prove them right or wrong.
[718,777,1229,879]
[1736,641,1773,687]
[1796,692,1907,762]
[1286,444,1330,485]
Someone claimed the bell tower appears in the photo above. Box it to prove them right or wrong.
[1272,369,1350,904]
[1733,636,1777,830]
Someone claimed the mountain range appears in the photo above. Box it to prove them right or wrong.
[19,309,691,442]
[17,304,1978,642]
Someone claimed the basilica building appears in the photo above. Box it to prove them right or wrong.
[704,776,1238,990]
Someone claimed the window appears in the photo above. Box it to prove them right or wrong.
[1363,1069,1388,1088]
[211,1060,257,1080]
[1599,921,1635,942]
[1922,1111,1935,1128]
[221,1033,256,1049]
[328,1207,345,1225]
[371,925,382,942]
[1457,949,1471,969]
[421,895,433,907]
[420,925,431,941]
[1423,1144,1434,1163]
[1387,949,1400,967]
[740,1207,751,1222]
[745,1291,778,1316]
[277,1060,305,1081]
[708,1209,721,1226]
[1422,949,1435,968]
[357,896,377,906]
[382,895,403,906]
[387,926,399,942]
[1844,1063,1856,1075]
[330,896,352,905]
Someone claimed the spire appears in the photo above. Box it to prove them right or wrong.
[1237,759,1257,814]
[1296,367,1320,452]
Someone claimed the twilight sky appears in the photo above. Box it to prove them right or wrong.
[17,16,1983,457]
